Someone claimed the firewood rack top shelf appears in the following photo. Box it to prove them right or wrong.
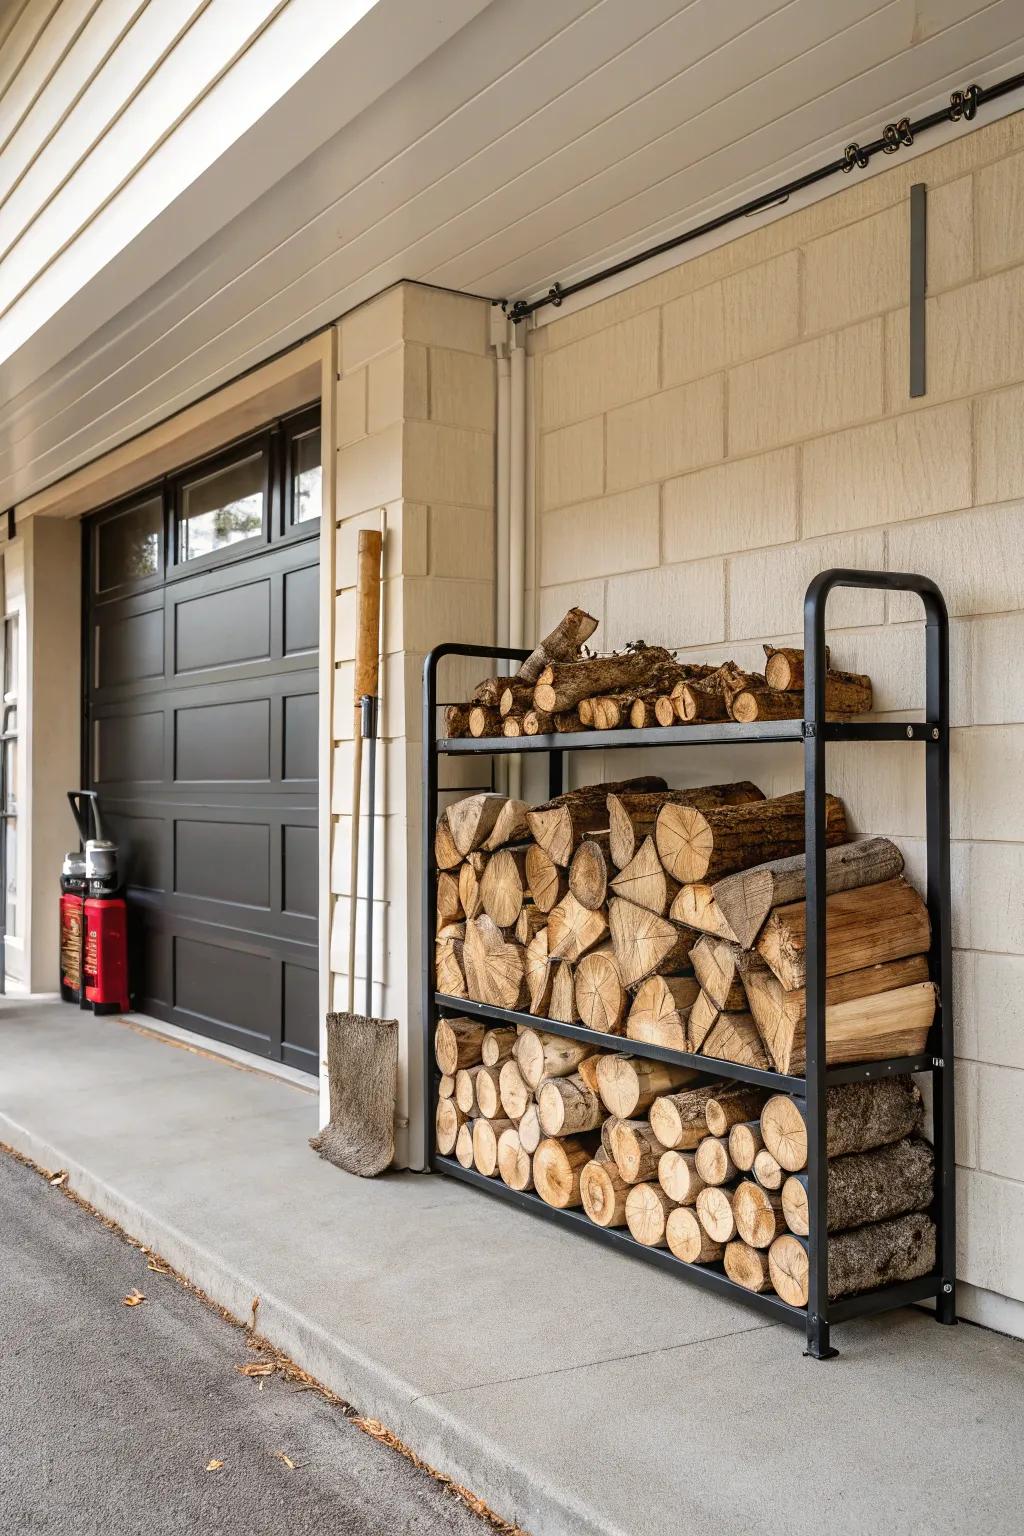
[422,568,956,1359]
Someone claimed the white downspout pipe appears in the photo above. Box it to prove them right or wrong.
[507,324,527,800]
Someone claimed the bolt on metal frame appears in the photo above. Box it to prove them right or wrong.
[422,569,955,1357]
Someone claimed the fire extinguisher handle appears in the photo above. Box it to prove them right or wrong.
[68,789,102,844]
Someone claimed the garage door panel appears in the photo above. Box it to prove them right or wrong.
[283,962,318,1070]
[95,709,164,784]
[104,809,168,893]
[174,819,271,908]
[174,577,272,674]
[174,697,271,782]
[283,824,317,917]
[96,606,165,689]
[282,691,317,781]
[174,935,277,1055]
[283,562,319,655]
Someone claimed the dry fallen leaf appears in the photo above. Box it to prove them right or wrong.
[250,1296,260,1328]
[274,1451,296,1470]
[122,1290,146,1307]
[49,1171,67,1187]
[147,1257,170,1274]
[205,1460,224,1473]
[236,1361,275,1377]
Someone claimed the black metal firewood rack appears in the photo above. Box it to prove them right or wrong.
[422,569,956,1358]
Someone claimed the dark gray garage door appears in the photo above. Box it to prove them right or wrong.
[84,408,321,1073]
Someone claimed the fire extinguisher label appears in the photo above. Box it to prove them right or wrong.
[60,904,83,988]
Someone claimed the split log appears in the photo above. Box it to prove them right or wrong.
[656,790,848,885]
[548,960,580,1023]
[448,794,508,856]
[547,893,609,962]
[468,705,502,738]
[498,1058,531,1121]
[780,1137,935,1236]
[607,1119,664,1184]
[705,1085,769,1138]
[436,872,463,929]
[713,836,905,949]
[533,1136,596,1208]
[755,878,931,991]
[607,783,766,869]
[595,1055,700,1119]
[458,856,486,922]
[696,1185,736,1244]
[435,1098,467,1156]
[649,1084,724,1150]
[608,898,698,987]
[769,1212,937,1305]
[609,837,680,916]
[498,681,536,718]
[463,917,528,1011]
[742,954,934,1076]
[658,1149,705,1206]
[497,1127,534,1191]
[435,935,467,998]
[438,1074,455,1100]
[527,776,667,866]
[434,813,463,871]
[575,1055,602,1097]
[728,1121,765,1172]
[675,663,759,722]
[455,1121,475,1169]
[760,1078,923,1172]
[701,1012,769,1071]
[626,974,699,1050]
[753,1149,784,1190]
[481,799,530,851]
[502,715,526,737]
[578,699,595,726]
[525,844,568,913]
[591,693,636,730]
[667,1206,724,1264]
[691,937,746,1012]
[480,846,531,929]
[732,1180,785,1248]
[481,1026,517,1067]
[525,930,553,1016]
[625,1183,675,1247]
[473,1117,515,1176]
[473,1065,503,1120]
[533,648,681,714]
[629,695,675,729]
[523,710,556,735]
[574,946,628,1034]
[518,1103,542,1155]
[762,645,830,692]
[514,905,547,946]
[670,883,740,943]
[538,1074,604,1137]
[443,704,472,738]
[694,1136,736,1187]
[517,606,599,685]
[568,835,612,910]
[435,1017,485,1075]
[580,1158,630,1228]
[470,677,511,709]
[516,1028,595,1089]
[724,1241,773,1292]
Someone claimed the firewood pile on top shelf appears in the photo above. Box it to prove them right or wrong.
[441,606,873,738]
[432,614,940,1306]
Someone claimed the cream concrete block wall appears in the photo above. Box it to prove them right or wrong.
[333,284,494,1169]
[529,110,1024,1329]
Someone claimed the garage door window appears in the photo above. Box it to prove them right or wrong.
[96,495,163,591]
[178,450,265,562]
[289,425,322,525]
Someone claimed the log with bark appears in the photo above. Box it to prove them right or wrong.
[691,936,746,1011]
[760,1077,923,1172]
[435,932,467,997]
[548,959,581,1023]
[607,1119,664,1184]
[497,1127,535,1191]
[533,1136,596,1208]
[625,1182,675,1247]
[669,883,741,943]
[581,1156,630,1227]
[518,1103,542,1155]
[625,974,699,1050]
[435,1098,467,1156]
[694,1135,736,1187]
[762,645,830,692]
[658,1149,705,1206]
[527,776,667,866]
[533,647,683,714]
[608,898,698,987]
[648,1083,724,1149]
[463,916,529,1011]
[689,984,724,1050]
[473,1116,515,1176]
[455,1121,475,1169]
[595,1055,700,1118]
[498,680,537,718]
[498,1058,531,1121]
[443,704,472,739]
[516,1028,595,1088]
[574,946,628,1034]
[447,793,510,855]
[609,837,680,916]
[525,930,553,1016]
[732,1180,785,1248]
[458,856,485,922]
[753,1148,784,1190]
[755,877,931,991]
[724,1241,773,1292]
[435,1017,485,1074]
[481,799,530,852]
[712,836,904,950]
[538,1074,604,1137]
[479,847,530,929]
[469,705,502,738]
[436,871,463,929]
[518,606,600,684]
[741,953,935,1076]
[701,1011,770,1071]
[666,1206,724,1264]
[514,905,547,946]
[434,812,463,871]
[607,783,766,869]
[656,790,848,885]
[704,1084,769,1137]
[728,1120,765,1172]
[525,843,568,914]
[438,1074,455,1100]
[547,893,609,962]
[481,1026,517,1068]
[568,835,612,910]
[696,1185,736,1244]
[780,1137,935,1236]
[769,1212,936,1305]
[473,1065,503,1119]
[729,669,872,723]
[675,663,759,722]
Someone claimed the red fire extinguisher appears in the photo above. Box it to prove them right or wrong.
[62,790,130,1014]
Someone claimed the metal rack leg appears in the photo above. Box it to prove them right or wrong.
[804,1315,837,1361]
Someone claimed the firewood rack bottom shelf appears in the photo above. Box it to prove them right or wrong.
[422,569,956,1359]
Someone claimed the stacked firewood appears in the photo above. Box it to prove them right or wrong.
[442,609,873,738]
[435,1027,937,1305]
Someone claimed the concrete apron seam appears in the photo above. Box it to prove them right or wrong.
[0,1110,618,1536]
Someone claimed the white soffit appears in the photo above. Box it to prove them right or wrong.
[1,0,1022,508]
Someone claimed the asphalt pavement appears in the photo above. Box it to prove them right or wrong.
[0,1148,500,1536]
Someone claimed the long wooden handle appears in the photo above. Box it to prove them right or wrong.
[354,529,383,707]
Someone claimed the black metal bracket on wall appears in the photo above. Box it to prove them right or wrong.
[910,184,927,398]
[422,571,955,1358]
